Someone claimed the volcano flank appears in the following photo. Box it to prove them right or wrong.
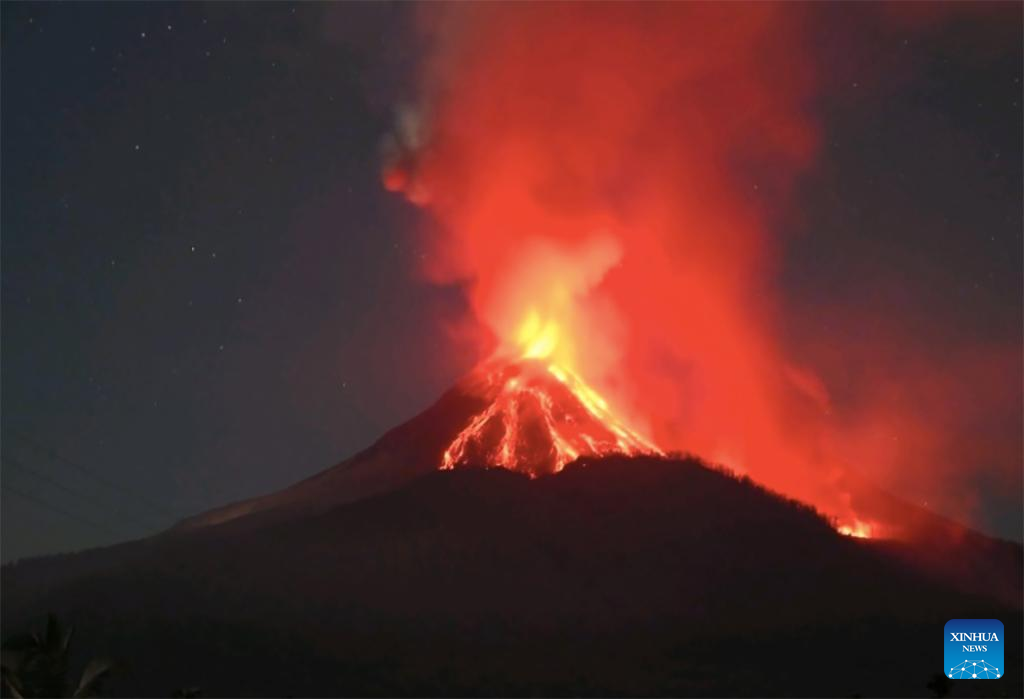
[442,359,661,477]
[171,358,659,531]
[2,370,1021,697]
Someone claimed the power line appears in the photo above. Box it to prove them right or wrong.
[5,427,188,520]
[3,483,121,538]
[5,454,166,531]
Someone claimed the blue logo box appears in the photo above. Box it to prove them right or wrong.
[945,619,1004,679]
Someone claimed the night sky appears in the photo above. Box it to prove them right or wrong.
[2,3,1021,562]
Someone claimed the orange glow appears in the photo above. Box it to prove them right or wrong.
[837,519,874,539]
[383,4,1019,541]
[516,310,560,361]
[393,2,851,523]
[442,313,661,477]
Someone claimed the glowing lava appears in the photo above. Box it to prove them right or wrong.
[837,519,874,539]
[442,313,661,477]
[441,360,660,477]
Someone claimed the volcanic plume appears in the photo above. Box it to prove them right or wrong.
[381,3,1021,538]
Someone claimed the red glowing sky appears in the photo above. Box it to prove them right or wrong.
[383,3,1022,537]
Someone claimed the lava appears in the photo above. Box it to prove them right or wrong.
[442,359,661,477]
[442,311,660,477]
[837,519,874,539]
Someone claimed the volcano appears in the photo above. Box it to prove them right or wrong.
[441,359,661,477]
[174,358,660,531]
[2,367,1021,697]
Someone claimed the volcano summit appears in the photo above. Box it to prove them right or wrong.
[442,359,660,477]
[170,356,661,531]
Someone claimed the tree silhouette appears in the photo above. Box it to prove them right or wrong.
[1,615,111,698]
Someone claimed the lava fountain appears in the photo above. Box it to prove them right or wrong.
[442,313,661,478]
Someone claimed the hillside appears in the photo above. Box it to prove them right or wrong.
[3,456,1020,697]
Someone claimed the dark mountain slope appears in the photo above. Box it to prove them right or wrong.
[3,456,1020,697]
[171,381,488,532]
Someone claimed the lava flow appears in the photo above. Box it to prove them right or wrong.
[441,359,660,477]
[442,315,661,477]
[836,519,874,539]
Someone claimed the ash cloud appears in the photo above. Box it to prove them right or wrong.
[381,3,1021,537]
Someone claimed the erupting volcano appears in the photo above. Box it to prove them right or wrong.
[441,358,660,477]
[3,3,1020,697]
[441,305,660,477]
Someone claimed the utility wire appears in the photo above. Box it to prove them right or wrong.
[6,427,188,520]
[4,454,166,531]
[2,483,122,537]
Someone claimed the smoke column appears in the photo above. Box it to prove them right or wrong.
[382,3,1021,536]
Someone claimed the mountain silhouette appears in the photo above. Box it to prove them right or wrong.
[2,366,1021,697]
[174,357,659,531]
